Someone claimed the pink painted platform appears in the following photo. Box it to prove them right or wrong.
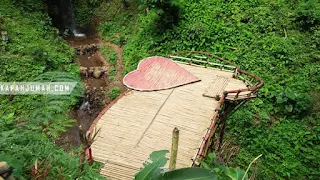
[123,56,201,91]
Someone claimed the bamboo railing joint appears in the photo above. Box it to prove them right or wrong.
[235,90,241,99]
[205,57,209,68]
[223,91,229,96]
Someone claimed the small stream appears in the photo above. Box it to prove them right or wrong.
[48,0,124,149]
[55,35,112,149]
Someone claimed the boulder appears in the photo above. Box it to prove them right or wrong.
[99,66,108,73]
[93,69,102,78]
[85,67,93,77]
[79,66,88,77]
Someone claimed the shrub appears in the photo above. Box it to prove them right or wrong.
[295,0,320,30]
[101,0,320,179]
[139,0,181,34]
[274,88,312,116]
[101,46,118,66]
[109,67,117,81]
[0,1,103,178]
[109,87,121,100]
[74,0,103,28]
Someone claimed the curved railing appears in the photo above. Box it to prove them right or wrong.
[166,51,264,166]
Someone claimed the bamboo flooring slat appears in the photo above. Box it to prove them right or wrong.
[91,63,249,179]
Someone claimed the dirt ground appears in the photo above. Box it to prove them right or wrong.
[55,34,125,149]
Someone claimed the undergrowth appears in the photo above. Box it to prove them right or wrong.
[0,0,103,179]
[101,46,118,81]
[96,0,139,46]
[98,0,320,179]
[109,87,121,100]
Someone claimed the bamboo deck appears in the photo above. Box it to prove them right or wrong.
[91,63,248,179]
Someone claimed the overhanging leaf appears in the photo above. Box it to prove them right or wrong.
[160,167,217,180]
[134,150,169,180]
[224,167,247,180]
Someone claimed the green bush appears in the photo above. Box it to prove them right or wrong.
[227,112,320,179]
[115,0,320,179]
[109,87,121,100]
[11,0,46,12]
[74,0,103,28]
[0,1,103,178]
[101,46,118,66]
[0,0,76,116]
[274,88,312,116]
[97,0,139,45]
[295,0,320,30]
[0,118,104,179]
[139,0,181,34]
[108,67,117,81]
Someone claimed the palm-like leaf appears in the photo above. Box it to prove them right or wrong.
[25,72,83,138]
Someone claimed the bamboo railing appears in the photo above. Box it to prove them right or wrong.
[166,51,264,166]
[166,51,263,99]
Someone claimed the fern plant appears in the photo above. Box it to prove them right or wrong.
[24,71,84,138]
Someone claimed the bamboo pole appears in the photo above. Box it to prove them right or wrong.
[169,127,180,171]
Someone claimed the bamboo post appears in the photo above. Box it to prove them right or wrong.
[205,56,209,68]
[169,127,180,171]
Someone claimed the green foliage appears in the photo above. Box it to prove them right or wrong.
[227,106,320,179]
[138,0,181,34]
[0,2,76,119]
[200,153,247,180]
[101,46,118,81]
[0,110,104,179]
[134,150,253,180]
[0,1,103,179]
[0,0,76,116]
[97,0,139,45]
[11,0,46,12]
[274,88,311,116]
[134,150,169,180]
[74,0,103,28]
[108,50,118,67]
[109,67,117,81]
[0,127,104,179]
[114,0,320,179]
[295,0,320,30]
[161,167,217,180]
[101,46,118,67]
[109,87,120,100]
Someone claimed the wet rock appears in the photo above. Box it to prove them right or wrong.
[80,66,88,77]
[93,69,102,78]
[88,67,94,77]
[74,44,100,55]
[99,66,107,73]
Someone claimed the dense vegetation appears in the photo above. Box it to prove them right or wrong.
[98,0,319,179]
[1,0,319,179]
[0,0,103,179]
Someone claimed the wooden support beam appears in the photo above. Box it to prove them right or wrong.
[169,127,180,171]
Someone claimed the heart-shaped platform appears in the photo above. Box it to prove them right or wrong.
[123,56,201,91]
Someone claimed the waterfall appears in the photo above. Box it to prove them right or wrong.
[60,0,86,37]
[68,0,76,33]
